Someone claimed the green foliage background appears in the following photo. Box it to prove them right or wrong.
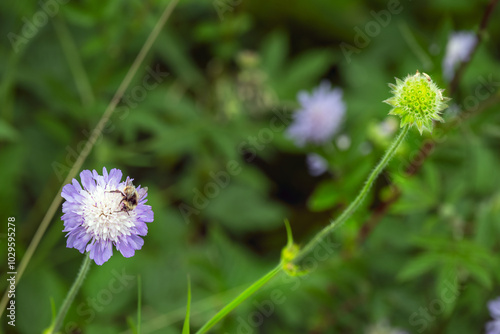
[1,0,500,333]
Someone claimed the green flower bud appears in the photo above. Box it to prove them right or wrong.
[383,71,451,134]
[280,243,308,276]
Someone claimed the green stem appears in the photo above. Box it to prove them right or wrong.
[193,125,409,333]
[294,125,410,263]
[138,275,142,334]
[50,254,92,333]
[195,264,282,334]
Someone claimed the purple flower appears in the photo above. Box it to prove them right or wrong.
[442,31,477,81]
[61,167,153,265]
[287,81,346,146]
[486,297,500,334]
[306,154,328,176]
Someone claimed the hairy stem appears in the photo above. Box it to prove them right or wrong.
[49,254,92,333]
[195,265,282,334]
[193,126,410,333]
[294,125,410,263]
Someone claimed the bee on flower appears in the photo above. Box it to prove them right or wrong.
[61,167,153,265]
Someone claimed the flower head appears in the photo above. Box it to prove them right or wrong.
[443,31,477,81]
[61,167,153,265]
[287,81,346,146]
[486,297,500,334]
[384,71,450,134]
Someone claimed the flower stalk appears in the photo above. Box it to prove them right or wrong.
[48,254,92,334]
[195,265,282,334]
[293,125,410,264]
[194,126,410,333]
[192,72,449,333]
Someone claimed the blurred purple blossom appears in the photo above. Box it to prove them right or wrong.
[306,154,328,176]
[287,81,346,146]
[443,31,477,81]
[487,297,500,334]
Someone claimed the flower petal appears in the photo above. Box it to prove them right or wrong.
[116,235,144,258]
[88,240,113,265]
[80,170,95,192]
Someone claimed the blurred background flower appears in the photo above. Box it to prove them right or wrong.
[287,81,345,146]
[486,297,500,334]
[306,153,328,176]
[442,31,477,81]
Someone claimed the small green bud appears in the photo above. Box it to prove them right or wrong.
[280,243,308,276]
[383,71,451,134]
[281,243,300,263]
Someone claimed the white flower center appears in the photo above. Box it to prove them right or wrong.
[80,184,136,242]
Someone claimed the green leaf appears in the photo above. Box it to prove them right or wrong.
[466,136,499,194]
[460,257,493,289]
[308,180,340,212]
[392,172,439,214]
[205,183,287,232]
[435,264,459,316]
[277,50,334,98]
[397,253,442,281]
[0,118,19,142]
[260,30,288,77]
[157,28,206,88]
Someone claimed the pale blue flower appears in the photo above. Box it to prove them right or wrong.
[443,31,477,81]
[306,154,328,176]
[61,167,153,265]
[287,81,346,146]
[486,297,500,334]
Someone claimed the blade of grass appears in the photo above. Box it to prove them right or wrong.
[52,17,95,107]
[195,265,282,334]
[182,276,191,334]
[118,284,249,334]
